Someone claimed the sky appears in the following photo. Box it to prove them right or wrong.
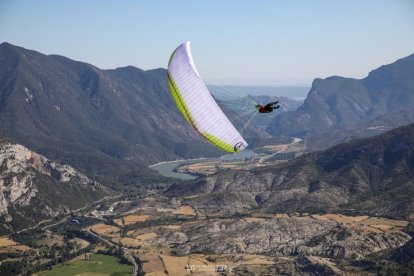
[1,0,413,86]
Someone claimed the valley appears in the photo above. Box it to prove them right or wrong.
[1,190,411,275]
[1,124,413,275]
[0,42,413,275]
[153,138,305,179]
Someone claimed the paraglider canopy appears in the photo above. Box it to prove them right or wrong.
[168,42,248,153]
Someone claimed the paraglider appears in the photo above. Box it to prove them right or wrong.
[255,101,280,113]
[167,42,248,153]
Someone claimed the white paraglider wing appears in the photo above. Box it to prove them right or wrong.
[168,42,248,152]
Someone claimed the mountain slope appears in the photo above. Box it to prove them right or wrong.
[0,42,239,189]
[267,54,414,139]
[0,137,108,232]
[305,108,414,151]
[166,123,414,220]
[217,95,301,130]
[209,85,309,98]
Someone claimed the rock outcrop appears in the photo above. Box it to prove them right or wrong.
[0,137,108,232]
[146,217,411,259]
[166,124,414,220]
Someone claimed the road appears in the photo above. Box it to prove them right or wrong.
[88,228,139,276]
[14,193,139,275]
[16,194,122,234]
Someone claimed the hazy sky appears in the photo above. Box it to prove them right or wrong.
[1,0,413,86]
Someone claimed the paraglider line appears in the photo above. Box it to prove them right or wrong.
[240,109,258,133]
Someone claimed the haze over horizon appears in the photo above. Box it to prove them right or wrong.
[1,0,413,86]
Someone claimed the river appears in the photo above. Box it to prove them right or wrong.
[150,149,258,180]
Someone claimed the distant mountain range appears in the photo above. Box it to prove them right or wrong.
[305,108,414,151]
[0,137,107,232]
[209,85,309,99]
[166,123,414,220]
[267,54,414,149]
[217,95,302,129]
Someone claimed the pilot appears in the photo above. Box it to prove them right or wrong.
[255,101,280,113]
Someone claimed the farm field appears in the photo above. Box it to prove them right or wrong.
[173,206,196,216]
[0,237,19,247]
[139,253,277,275]
[139,254,167,275]
[121,232,158,248]
[90,223,120,235]
[309,214,409,234]
[0,237,31,251]
[114,214,151,226]
[243,217,267,222]
[37,254,132,276]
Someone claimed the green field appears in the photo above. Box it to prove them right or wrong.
[38,254,132,276]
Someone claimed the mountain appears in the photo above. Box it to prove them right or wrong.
[209,85,309,99]
[250,95,301,128]
[216,95,301,130]
[0,137,108,233]
[267,54,414,141]
[166,123,414,220]
[164,216,410,260]
[0,42,240,189]
[306,108,414,151]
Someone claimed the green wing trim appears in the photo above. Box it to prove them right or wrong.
[168,72,194,126]
[202,132,236,153]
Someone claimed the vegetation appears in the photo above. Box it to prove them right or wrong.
[124,215,192,231]
[38,254,132,276]
[11,228,46,247]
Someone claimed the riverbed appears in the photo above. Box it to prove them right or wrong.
[150,149,258,180]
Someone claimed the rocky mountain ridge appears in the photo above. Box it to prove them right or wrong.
[164,218,410,259]
[166,123,414,221]
[216,95,301,130]
[0,137,108,232]
[267,53,414,149]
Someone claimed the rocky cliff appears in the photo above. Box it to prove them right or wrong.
[0,137,108,232]
[143,216,410,260]
[267,54,414,149]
